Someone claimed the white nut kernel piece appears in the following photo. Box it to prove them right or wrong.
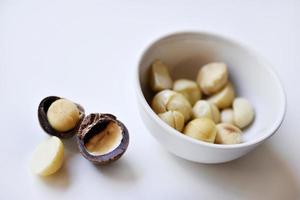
[151,90,192,122]
[150,60,173,92]
[47,99,80,132]
[151,90,176,114]
[30,136,64,176]
[208,82,235,109]
[215,123,242,144]
[196,62,228,95]
[184,118,217,143]
[192,100,220,123]
[221,109,234,124]
[173,79,201,105]
[158,111,185,132]
[233,98,255,129]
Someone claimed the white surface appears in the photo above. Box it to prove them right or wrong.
[0,0,299,199]
[137,32,286,163]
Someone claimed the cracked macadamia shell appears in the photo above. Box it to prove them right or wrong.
[38,96,85,138]
[77,113,129,165]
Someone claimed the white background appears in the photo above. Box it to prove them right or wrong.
[0,0,299,199]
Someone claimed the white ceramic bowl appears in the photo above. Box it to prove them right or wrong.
[135,32,286,163]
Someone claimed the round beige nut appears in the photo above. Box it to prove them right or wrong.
[47,99,80,132]
[158,111,185,132]
[233,98,255,129]
[221,109,234,124]
[184,118,217,143]
[173,79,201,105]
[166,92,192,122]
[208,82,235,109]
[30,136,64,176]
[151,90,176,114]
[215,123,242,144]
[196,62,228,95]
[151,90,192,122]
[150,60,173,92]
[192,100,220,123]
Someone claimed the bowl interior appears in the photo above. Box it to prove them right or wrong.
[138,32,285,145]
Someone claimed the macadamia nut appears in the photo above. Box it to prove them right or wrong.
[192,100,220,123]
[150,60,173,92]
[30,136,64,176]
[221,109,234,124]
[166,92,192,122]
[208,82,235,109]
[158,111,185,132]
[197,62,228,95]
[47,99,80,132]
[151,90,192,122]
[233,98,255,128]
[184,118,217,143]
[215,123,242,144]
[173,79,201,105]
[151,90,176,114]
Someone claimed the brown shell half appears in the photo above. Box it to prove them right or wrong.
[77,113,129,165]
[38,96,85,138]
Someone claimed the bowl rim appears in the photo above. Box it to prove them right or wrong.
[135,31,287,149]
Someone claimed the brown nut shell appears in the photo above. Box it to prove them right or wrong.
[38,96,85,138]
[77,113,129,165]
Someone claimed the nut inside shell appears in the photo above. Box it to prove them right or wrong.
[38,96,85,138]
[77,113,129,165]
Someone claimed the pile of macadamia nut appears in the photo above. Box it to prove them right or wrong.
[150,60,255,145]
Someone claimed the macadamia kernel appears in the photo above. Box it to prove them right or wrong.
[215,123,242,144]
[208,82,235,109]
[158,111,185,132]
[30,136,64,176]
[197,62,228,95]
[173,79,201,105]
[233,98,255,128]
[47,99,80,132]
[150,60,173,92]
[184,118,217,143]
[151,90,192,122]
[221,109,234,124]
[192,100,220,123]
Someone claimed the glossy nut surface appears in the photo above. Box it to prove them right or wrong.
[192,100,220,123]
[30,136,64,176]
[173,79,201,105]
[184,118,217,143]
[149,60,173,92]
[151,90,192,122]
[197,62,228,95]
[220,109,234,124]
[215,123,242,144]
[158,111,185,132]
[208,82,235,109]
[233,98,255,128]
